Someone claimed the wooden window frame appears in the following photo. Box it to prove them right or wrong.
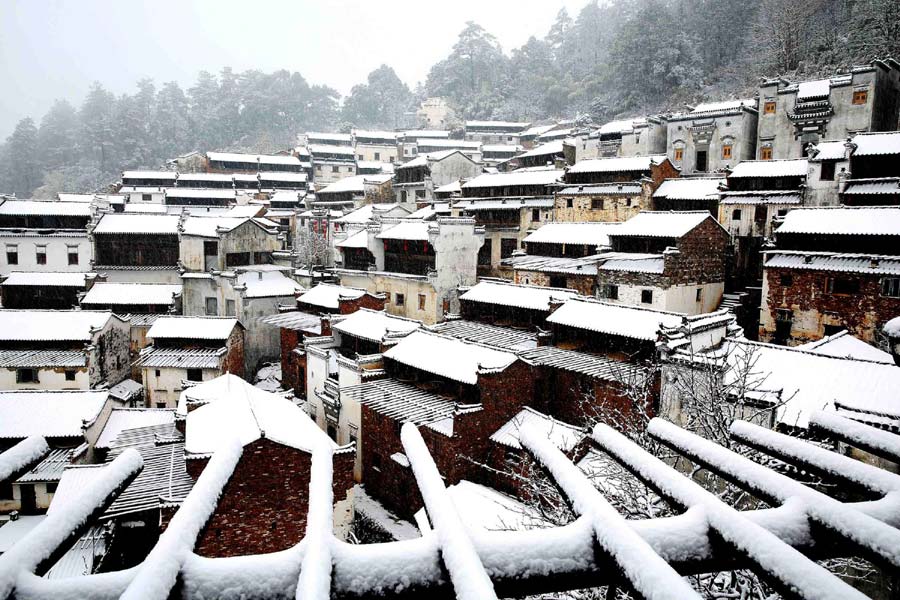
[722,144,733,160]
[763,101,776,114]
[852,89,868,105]
[760,146,773,160]
[674,147,684,162]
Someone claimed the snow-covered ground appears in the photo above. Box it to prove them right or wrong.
[252,362,282,392]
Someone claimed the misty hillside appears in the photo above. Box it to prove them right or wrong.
[1,0,897,199]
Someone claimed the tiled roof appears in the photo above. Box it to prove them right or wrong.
[346,379,457,426]
[525,222,619,246]
[104,440,192,519]
[567,155,667,174]
[133,346,226,369]
[775,206,900,236]
[1,272,94,287]
[261,311,322,333]
[429,320,538,352]
[92,214,180,235]
[490,407,583,452]
[81,283,182,306]
[0,310,112,342]
[146,316,239,341]
[0,349,86,368]
[518,346,648,383]
[547,297,683,341]
[459,280,579,311]
[505,254,601,276]
[727,159,808,179]
[841,178,900,196]
[763,251,900,276]
[851,131,900,157]
[609,211,712,238]
[95,408,176,449]
[383,330,517,385]
[0,390,108,439]
[333,308,421,343]
[653,178,724,200]
[462,170,563,188]
[298,283,366,310]
[0,200,92,217]
[15,448,71,483]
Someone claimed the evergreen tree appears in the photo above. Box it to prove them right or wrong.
[342,65,415,129]
[36,99,79,172]
[78,82,118,175]
[2,118,40,197]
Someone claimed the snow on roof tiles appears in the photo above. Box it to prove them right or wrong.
[490,407,584,452]
[727,159,808,178]
[0,515,46,553]
[429,320,537,352]
[505,254,601,276]
[842,178,900,196]
[95,409,176,450]
[334,203,404,224]
[235,269,303,298]
[1,272,93,287]
[298,283,366,309]
[798,331,894,364]
[598,252,666,274]
[689,98,756,113]
[332,308,421,343]
[183,374,334,455]
[344,379,456,426]
[81,283,181,306]
[763,251,900,276]
[810,140,848,161]
[851,131,900,157]
[261,311,321,333]
[166,188,236,199]
[133,347,225,369]
[524,222,618,247]
[336,228,369,248]
[308,144,356,156]
[653,178,724,200]
[775,207,900,236]
[598,118,637,135]
[206,152,302,166]
[797,79,831,100]
[567,155,667,174]
[609,211,711,238]
[718,191,802,205]
[0,200,92,217]
[0,390,108,439]
[318,174,392,194]
[396,150,461,169]
[0,310,112,342]
[147,317,238,341]
[92,214,180,235]
[122,170,177,180]
[517,140,564,159]
[546,297,684,341]
[376,221,430,241]
[461,169,563,188]
[0,349,87,368]
[459,280,579,312]
[383,330,517,385]
[557,183,642,196]
[258,171,308,182]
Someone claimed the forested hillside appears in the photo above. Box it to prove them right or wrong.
[1,0,897,198]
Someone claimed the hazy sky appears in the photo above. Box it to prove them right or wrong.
[0,0,588,138]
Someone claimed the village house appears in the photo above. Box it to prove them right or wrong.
[315,174,394,212]
[458,279,579,328]
[592,211,729,314]
[206,152,307,174]
[414,138,482,162]
[117,186,167,205]
[393,150,481,205]
[121,170,177,188]
[0,391,114,455]
[135,316,243,408]
[518,124,557,149]
[179,215,281,272]
[335,217,483,324]
[397,129,451,160]
[556,155,678,223]
[305,132,354,147]
[834,131,900,206]
[0,271,96,310]
[717,158,808,288]
[507,222,619,295]
[759,206,900,347]
[0,200,93,277]
[90,214,182,284]
[481,144,523,168]
[164,188,239,208]
[79,282,182,315]
[175,374,354,556]
[415,97,456,130]
[352,130,398,163]
[510,140,565,170]
[309,145,357,187]
[258,171,309,192]
[464,120,530,145]
[453,169,563,276]
[597,116,668,158]
[0,310,130,391]
[332,203,411,240]
[652,177,724,214]
[665,99,758,175]
[174,172,255,190]
[180,265,302,372]
[296,282,385,315]
[757,59,900,160]
[304,308,421,479]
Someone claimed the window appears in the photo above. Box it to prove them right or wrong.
[722,144,733,160]
[600,284,618,300]
[674,147,684,162]
[549,275,566,288]
[204,241,218,256]
[566,198,573,208]
[225,299,236,316]
[696,288,703,302]
[395,293,405,306]
[764,101,776,114]
[415,190,426,199]
[64,370,76,381]
[67,246,79,265]
[532,208,540,222]
[327,424,337,441]
[186,368,203,382]
[824,324,845,336]
[155,369,161,378]
[731,209,742,220]
[46,482,58,494]
[761,146,773,160]
[142,193,152,202]
[826,277,860,295]
[641,289,653,304]
[5,245,17,265]
[16,369,37,383]
[500,238,518,259]
[374,152,380,160]
[852,89,868,105]
[780,274,793,287]
[592,198,604,210]
[477,238,492,266]
[820,161,835,181]
[881,277,900,298]
[331,166,339,173]
[357,155,364,161]
[35,246,46,265]
[775,308,793,322]
[205,297,218,316]
[156,402,167,409]
[418,294,426,311]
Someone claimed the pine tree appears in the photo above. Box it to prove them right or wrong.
[2,118,40,197]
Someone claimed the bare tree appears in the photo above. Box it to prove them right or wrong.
[295,223,332,272]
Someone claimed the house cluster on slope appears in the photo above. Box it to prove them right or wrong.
[1,57,900,581]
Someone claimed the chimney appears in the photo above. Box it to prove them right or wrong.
[884,317,900,366]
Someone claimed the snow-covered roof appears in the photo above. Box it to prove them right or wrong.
[261,311,322,334]
[81,283,181,306]
[466,120,529,130]
[609,211,712,238]
[460,280,579,312]
[809,140,848,161]
[400,129,451,139]
[653,178,724,200]
[842,178,900,196]
[718,191,802,205]
[95,408,175,449]
[0,349,86,368]
[0,390,108,439]
[383,330,518,385]
[134,346,226,369]
[557,183,643,196]
[166,188,236,200]
[318,174,392,195]
[797,79,830,100]
[309,144,356,156]
[482,144,522,154]
[0,310,112,342]
[183,374,334,455]
[797,331,894,364]
[344,379,457,426]
[298,283,366,309]
[763,251,900,276]
[124,204,168,214]
[206,152,302,166]
[434,180,462,194]
[235,269,303,298]
[147,317,239,341]
[505,253,602,276]
[1,272,93,287]
[122,170,176,180]
[180,216,265,237]
[851,131,900,157]
[396,150,461,169]
[461,169,563,189]
[14,448,69,483]
[429,320,537,352]
[524,222,618,247]
[689,98,756,114]
[727,159,808,179]
[598,118,637,135]
[453,198,554,210]
[92,214,180,235]
[547,297,684,341]
[415,480,540,534]
[775,207,900,236]
[353,129,397,141]
[258,171,308,182]
[376,221,430,241]
[567,155,667,174]
[336,228,370,249]
[598,252,666,274]
[332,308,421,343]
[0,200,92,217]
[490,407,584,452]
[334,203,405,224]
[0,516,47,553]
[517,140,564,159]
[307,131,354,143]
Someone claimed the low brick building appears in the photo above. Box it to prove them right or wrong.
[458,279,578,329]
[652,177,724,214]
[0,271,97,310]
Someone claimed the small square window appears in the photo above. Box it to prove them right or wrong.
[532,208,540,221]
[64,370,76,381]
[566,198,573,209]
[820,161,836,181]
[761,147,773,160]
[418,294,426,311]
[6,246,18,265]
[764,101,776,114]
[641,289,653,304]
[186,368,203,382]
[35,246,47,265]
[395,293,405,306]
[142,193,152,202]
[67,247,79,266]
[674,148,684,162]
[16,368,37,383]
[780,274,793,287]
[332,166,339,173]
[205,297,218,316]
[592,198,604,210]
[374,152,380,160]
[826,277,860,295]
[225,299,236,317]
[731,209,742,220]
[722,144,733,160]
[881,277,900,298]
[155,369,161,377]
[156,402,167,409]
[46,482,58,494]
[852,89,868,105]
[600,284,618,300]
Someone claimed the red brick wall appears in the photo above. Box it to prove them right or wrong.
[280,328,304,394]
[222,328,245,378]
[338,293,385,314]
[190,438,353,557]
